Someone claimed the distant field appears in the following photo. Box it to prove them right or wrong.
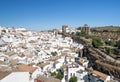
[91,26,120,32]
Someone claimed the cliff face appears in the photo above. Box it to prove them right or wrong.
[62,32,120,79]
[83,47,120,79]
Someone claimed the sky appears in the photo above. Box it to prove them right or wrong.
[0,0,120,30]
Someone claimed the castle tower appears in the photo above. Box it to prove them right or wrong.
[81,24,91,35]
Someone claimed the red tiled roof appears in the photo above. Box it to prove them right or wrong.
[17,64,37,73]
[92,70,108,80]
[26,54,34,58]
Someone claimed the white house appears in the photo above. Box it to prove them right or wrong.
[76,70,88,82]
[67,63,85,81]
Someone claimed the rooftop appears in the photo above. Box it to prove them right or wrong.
[36,75,60,82]
[15,64,37,73]
[92,70,109,81]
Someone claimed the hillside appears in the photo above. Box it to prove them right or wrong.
[91,26,120,32]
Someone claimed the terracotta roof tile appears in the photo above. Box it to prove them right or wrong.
[16,64,37,73]
[26,54,34,58]
[92,70,108,80]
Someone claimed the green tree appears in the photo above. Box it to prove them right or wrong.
[51,51,57,56]
[2,29,6,33]
[56,71,63,80]
[92,38,103,48]
[92,29,97,32]
[80,31,86,36]
[76,31,87,36]
[56,69,64,80]
[51,72,56,76]
[69,76,77,82]
[76,32,81,36]
[71,32,75,35]
[105,47,114,55]
[51,69,63,80]
[117,40,120,49]
[108,40,116,46]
